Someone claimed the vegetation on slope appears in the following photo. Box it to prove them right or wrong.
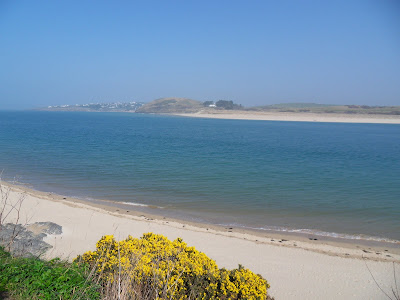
[0,246,100,299]
[248,103,400,115]
[77,233,270,299]
[1,233,270,299]
[138,98,400,115]
[136,98,203,113]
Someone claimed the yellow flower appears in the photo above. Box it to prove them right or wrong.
[75,233,269,299]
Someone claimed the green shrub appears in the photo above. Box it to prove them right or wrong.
[76,233,270,299]
[0,246,100,299]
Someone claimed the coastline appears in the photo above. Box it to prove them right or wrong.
[3,180,400,299]
[172,111,400,124]
[4,181,400,260]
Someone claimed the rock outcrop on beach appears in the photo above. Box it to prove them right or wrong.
[0,222,62,257]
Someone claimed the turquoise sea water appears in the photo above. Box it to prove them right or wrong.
[0,111,399,242]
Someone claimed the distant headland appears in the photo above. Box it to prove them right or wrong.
[39,101,145,112]
[37,98,400,123]
[39,98,400,115]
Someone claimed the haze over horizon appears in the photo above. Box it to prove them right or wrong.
[1,0,399,110]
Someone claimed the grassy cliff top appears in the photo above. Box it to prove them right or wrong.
[248,103,400,115]
[136,98,203,113]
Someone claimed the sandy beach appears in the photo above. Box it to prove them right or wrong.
[1,182,399,300]
[174,111,400,124]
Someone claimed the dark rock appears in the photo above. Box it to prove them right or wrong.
[28,222,62,235]
[0,221,62,258]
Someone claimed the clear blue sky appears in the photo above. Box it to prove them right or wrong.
[1,0,399,109]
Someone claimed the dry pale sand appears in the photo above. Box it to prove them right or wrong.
[3,183,400,300]
[174,111,400,124]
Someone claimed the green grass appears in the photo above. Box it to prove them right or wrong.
[248,103,400,115]
[0,246,100,300]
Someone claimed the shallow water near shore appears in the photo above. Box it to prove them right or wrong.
[1,111,399,242]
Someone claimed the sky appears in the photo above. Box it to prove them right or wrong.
[0,0,399,110]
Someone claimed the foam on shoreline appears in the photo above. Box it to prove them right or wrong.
[4,180,400,259]
[18,182,400,248]
[240,225,400,244]
[71,192,400,247]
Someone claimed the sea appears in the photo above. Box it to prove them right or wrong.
[0,111,399,243]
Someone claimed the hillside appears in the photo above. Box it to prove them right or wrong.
[136,98,203,113]
[38,100,400,116]
[247,103,400,115]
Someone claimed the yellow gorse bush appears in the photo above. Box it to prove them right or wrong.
[76,233,269,299]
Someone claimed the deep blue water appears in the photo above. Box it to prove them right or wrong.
[1,111,399,241]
